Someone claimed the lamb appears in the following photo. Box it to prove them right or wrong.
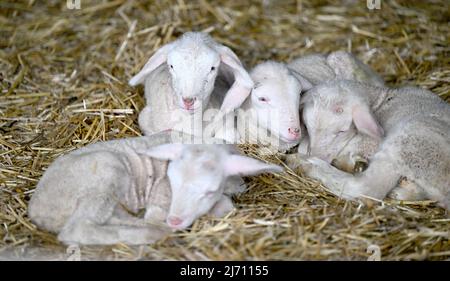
[297,80,450,209]
[27,132,283,245]
[233,61,309,152]
[287,51,385,167]
[129,32,253,139]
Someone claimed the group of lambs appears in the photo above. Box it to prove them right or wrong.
[28,32,450,246]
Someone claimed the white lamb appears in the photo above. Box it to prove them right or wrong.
[28,132,283,245]
[298,80,450,209]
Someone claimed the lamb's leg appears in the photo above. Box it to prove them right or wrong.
[220,113,239,143]
[214,123,238,143]
[330,153,369,174]
[58,195,170,245]
[59,221,170,245]
[138,106,157,136]
[302,150,401,201]
[208,195,234,218]
[387,177,427,201]
[108,207,164,227]
[327,154,426,201]
[144,205,168,223]
[284,153,304,169]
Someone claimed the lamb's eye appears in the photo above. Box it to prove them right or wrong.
[170,64,174,69]
[210,66,216,71]
[258,97,268,102]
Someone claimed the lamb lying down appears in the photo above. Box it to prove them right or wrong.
[298,80,450,209]
[131,32,253,139]
[28,133,283,245]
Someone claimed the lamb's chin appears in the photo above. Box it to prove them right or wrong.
[178,105,200,114]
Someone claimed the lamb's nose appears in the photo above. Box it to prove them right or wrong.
[182,97,196,107]
[167,216,183,227]
[288,127,300,137]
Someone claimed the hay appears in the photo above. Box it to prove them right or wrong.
[0,0,449,260]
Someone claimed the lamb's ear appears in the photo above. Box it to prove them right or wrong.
[138,144,184,160]
[289,68,314,91]
[215,45,254,113]
[223,155,283,177]
[352,104,384,139]
[129,42,175,86]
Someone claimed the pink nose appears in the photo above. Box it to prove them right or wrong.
[288,127,300,138]
[167,216,183,227]
[182,97,196,108]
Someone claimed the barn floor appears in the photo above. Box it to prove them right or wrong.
[0,0,449,260]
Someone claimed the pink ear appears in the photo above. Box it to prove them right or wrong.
[216,46,254,113]
[139,144,184,160]
[129,42,175,86]
[223,155,283,176]
[352,105,384,139]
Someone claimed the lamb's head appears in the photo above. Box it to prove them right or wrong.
[246,61,312,143]
[143,144,282,230]
[301,80,384,163]
[166,38,219,112]
[129,32,254,114]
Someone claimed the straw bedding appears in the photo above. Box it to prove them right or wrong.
[0,0,449,260]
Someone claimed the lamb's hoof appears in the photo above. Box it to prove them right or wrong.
[298,157,321,176]
[354,159,368,173]
[388,177,425,201]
